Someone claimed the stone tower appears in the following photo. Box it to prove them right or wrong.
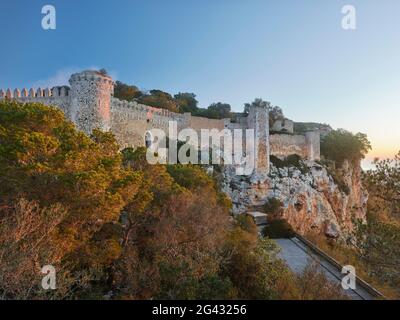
[247,103,270,175]
[69,70,114,134]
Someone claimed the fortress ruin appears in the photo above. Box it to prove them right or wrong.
[0,70,320,175]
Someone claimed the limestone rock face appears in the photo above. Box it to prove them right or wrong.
[325,221,340,238]
[221,160,367,241]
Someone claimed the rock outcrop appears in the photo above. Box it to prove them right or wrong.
[221,159,368,241]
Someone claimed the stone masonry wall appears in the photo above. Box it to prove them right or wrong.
[186,114,226,132]
[270,134,308,159]
[271,118,294,133]
[69,71,114,133]
[109,99,229,148]
[110,97,185,148]
[0,69,321,173]
[305,131,320,161]
[270,132,320,161]
[0,87,71,117]
[247,105,270,175]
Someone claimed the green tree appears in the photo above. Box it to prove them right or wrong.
[113,148,233,299]
[0,100,142,298]
[174,92,198,113]
[364,152,400,220]
[221,219,294,300]
[244,99,283,126]
[244,98,270,114]
[203,102,232,119]
[321,129,371,165]
[138,90,178,112]
[354,218,400,292]
[268,106,284,127]
[114,80,143,101]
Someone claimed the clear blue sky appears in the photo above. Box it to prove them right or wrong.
[1,0,399,165]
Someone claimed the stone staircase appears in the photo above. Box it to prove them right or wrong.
[245,203,269,227]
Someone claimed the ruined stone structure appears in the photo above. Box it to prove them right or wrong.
[0,70,320,175]
[270,131,320,161]
[271,118,294,133]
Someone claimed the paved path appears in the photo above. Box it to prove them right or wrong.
[275,237,377,300]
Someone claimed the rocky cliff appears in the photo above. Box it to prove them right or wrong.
[221,159,368,241]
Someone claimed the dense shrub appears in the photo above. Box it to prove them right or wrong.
[113,81,142,102]
[294,262,349,300]
[0,100,359,300]
[264,197,284,216]
[321,129,371,166]
[293,122,331,134]
[364,152,400,220]
[116,148,229,299]
[0,100,141,298]
[262,219,295,239]
[220,219,296,300]
[236,214,259,235]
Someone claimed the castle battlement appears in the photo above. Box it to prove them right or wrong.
[0,70,320,174]
[0,86,70,99]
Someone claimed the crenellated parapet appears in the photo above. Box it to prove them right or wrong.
[109,96,187,148]
[69,71,114,88]
[111,97,185,123]
[0,86,70,99]
[0,86,72,117]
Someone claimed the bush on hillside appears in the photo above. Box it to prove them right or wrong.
[262,219,295,239]
[321,129,371,166]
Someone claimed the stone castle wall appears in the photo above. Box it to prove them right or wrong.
[271,118,294,133]
[270,134,308,159]
[270,132,320,161]
[109,97,186,148]
[185,114,227,132]
[0,87,72,117]
[0,69,321,173]
[269,132,320,160]
[109,97,229,148]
